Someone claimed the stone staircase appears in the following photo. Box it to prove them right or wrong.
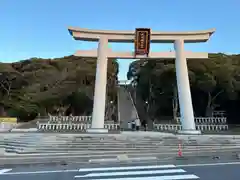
[118,86,139,129]
[3,133,54,153]
[2,134,175,154]
[1,133,240,159]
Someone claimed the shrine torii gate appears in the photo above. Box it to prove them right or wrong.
[68,27,215,134]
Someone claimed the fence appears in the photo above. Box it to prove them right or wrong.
[46,116,227,125]
[39,116,115,124]
[154,117,228,132]
[36,116,229,132]
[49,115,92,123]
[176,117,227,124]
[153,124,229,131]
[37,122,120,132]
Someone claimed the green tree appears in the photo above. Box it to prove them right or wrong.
[128,53,240,124]
[0,56,119,121]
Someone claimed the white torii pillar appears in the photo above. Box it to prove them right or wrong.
[87,37,109,133]
[174,39,201,134]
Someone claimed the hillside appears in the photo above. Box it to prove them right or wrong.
[0,56,119,121]
[127,53,240,124]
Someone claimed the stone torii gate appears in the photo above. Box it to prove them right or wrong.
[68,27,215,134]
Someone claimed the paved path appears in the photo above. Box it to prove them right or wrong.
[0,161,240,180]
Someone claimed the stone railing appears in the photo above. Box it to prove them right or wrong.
[43,116,115,124]
[49,116,92,123]
[153,124,228,131]
[37,122,120,132]
[37,116,228,132]
[176,117,227,124]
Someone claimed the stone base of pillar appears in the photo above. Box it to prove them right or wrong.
[86,128,109,133]
[177,130,201,135]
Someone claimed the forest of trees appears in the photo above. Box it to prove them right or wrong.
[1,53,240,124]
[0,56,119,121]
[127,53,240,124]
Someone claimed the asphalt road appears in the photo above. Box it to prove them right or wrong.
[0,161,240,180]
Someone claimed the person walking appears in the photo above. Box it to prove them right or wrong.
[131,119,136,131]
[142,120,147,131]
[135,118,140,131]
[127,121,131,130]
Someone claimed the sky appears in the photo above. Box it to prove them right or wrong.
[0,0,240,80]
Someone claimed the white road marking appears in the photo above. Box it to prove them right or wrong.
[75,169,185,178]
[0,169,12,174]
[178,161,240,167]
[0,169,78,175]
[94,174,199,180]
[78,164,176,172]
[75,164,199,179]
[0,161,240,176]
